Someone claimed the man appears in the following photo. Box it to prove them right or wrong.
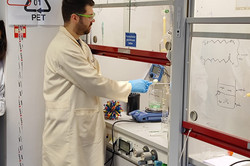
[42,0,151,166]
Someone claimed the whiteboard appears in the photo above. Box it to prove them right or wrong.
[188,0,250,144]
[189,37,250,140]
[194,0,250,17]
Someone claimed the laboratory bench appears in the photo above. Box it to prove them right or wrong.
[105,112,168,166]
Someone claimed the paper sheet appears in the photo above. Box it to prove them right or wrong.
[203,156,250,166]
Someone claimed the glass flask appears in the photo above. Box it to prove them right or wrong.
[148,86,163,112]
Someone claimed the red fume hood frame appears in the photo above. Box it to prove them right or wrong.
[183,121,250,158]
[88,44,171,66]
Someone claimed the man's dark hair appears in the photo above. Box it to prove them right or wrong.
[0,20,7,61]
[62,0,95,23]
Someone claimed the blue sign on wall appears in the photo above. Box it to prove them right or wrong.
[125,32,136,47]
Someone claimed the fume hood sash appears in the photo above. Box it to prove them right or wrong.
[89,44,171,66]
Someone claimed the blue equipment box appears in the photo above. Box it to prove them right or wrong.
[129,110,162,122]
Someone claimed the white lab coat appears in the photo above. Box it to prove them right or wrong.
[42,26,131,166]
[0,61,5,116]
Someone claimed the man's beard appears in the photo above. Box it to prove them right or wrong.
[75,20,92,35]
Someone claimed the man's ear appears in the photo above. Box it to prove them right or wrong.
[70,14,79,23]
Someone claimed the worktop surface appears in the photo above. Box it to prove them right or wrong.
[105,112,168,153]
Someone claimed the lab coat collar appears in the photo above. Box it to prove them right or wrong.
[59,26,81,47]
[59,26,97,69]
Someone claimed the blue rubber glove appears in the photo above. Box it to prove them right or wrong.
[129,79,152,93]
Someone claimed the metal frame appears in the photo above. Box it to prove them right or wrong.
[192,32,250,40]
[184,1,250,164]
[168,0,188,165]
[94,0,174,8]
[186,17,250,24]
[182,0,195,165]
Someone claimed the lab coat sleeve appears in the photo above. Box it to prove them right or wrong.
[0,61,5,116]
[56,47,132,102]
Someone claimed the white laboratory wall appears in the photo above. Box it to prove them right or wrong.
[0,3,4,19]
[5,24,59,166]
[130,6,166,51]
[1,2,157,166]
[92,7,127,47]
[92,5,172,52]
